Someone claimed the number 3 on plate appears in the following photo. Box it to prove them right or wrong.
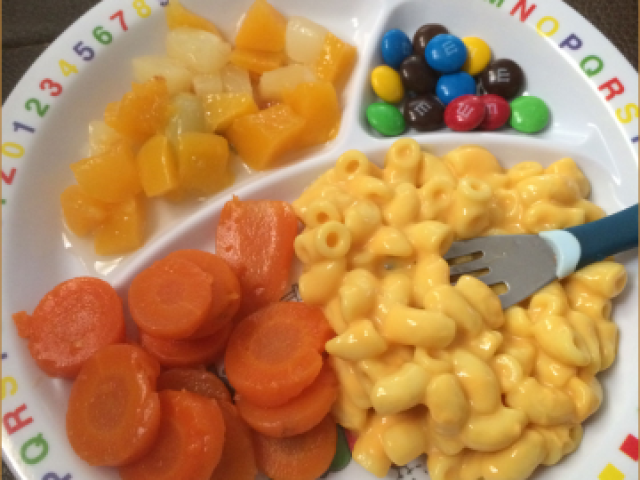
[133,0,152,18]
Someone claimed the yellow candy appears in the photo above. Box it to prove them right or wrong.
[462,37,492,76]
[371,65,404,104]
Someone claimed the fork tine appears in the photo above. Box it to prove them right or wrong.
[448,258,489,276]
[443,237,487,260]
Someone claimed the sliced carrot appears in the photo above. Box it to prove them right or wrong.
[211,400,258,480]
[215,197,299,318]
[13,277,126,378]
[236,362,339,437]
[140,320,233,368]
[224,303,330,408]
[164,249,241,338]
[128,257,213,339]
[119,390,225,480]
[157,367,232,404]
[253,414,338,480]
[66,344,161,466]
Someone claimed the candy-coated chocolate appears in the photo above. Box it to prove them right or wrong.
[479,59,524,99]
[479,94,511,130]
[444,95,486,131]
[367,102,406,136]
[413,24,449,58]
[399,54,438,94]
[435,72,476,106]
[509,96,550,133]
[461,37,492,76]
[371,65,405,103]
[424,34,467,73]
[403,95,445,132]
[381,29,413,69]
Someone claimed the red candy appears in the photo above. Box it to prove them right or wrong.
[444,95,486,131]
[479,94,511,130]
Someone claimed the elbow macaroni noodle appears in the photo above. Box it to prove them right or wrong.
[292,139,626,480]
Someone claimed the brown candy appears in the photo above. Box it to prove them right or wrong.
[479,59,525,100]
[399,55,438,94]
[412,24,449,59]
[403,94,445,132]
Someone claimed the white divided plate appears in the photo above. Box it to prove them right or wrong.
[2,0,638,479]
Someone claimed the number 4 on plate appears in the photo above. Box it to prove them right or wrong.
[59,59,79,77]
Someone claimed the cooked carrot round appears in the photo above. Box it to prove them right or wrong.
[66,344,161,466]
[216,197,299,318]
[119,390,225,480]
[253,414,338,480]
[157,367,232,404]
[224,303,331,407]
[236,362,338,437]
[129,257,214,339]
[14,277,126,378]
[164,249,241,338]
[211,400,258,480]
[140,320,233,368]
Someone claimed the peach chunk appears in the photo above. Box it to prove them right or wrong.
[94,196,146,255]
[225,104,305,171]
[202,93,259,133]
[229,49,285,76]
[235,0,286,52]
[177,132,232,195]
[136,135,179,197]
[70,142,142,203]
[165,0,219,35]
[104,78,170,142]
[315,33,357,90]
[283,81,340,148]
[60,185,110,237]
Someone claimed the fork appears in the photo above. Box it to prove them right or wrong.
[444,204,638,309]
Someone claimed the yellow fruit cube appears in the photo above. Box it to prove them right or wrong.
[136,135,179,197]
[165,0,220,35]
[94,196,146,255]
[229,48,285,75]
[202,93,259,133]
[316,33,357,90]
[104,78,170,142]
[283,80,340,148]
[235,0,286,52]
[60,185,111,237]
[177,132,231,194]
[70,142,142,203]
[225,104,305,171]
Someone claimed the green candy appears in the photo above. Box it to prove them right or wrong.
[367,102,405,136]
[327,425,352,472]
[509,96,550,134]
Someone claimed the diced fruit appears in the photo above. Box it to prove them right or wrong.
[105,78,170,142]
[315,33,357,89]
[165,93,208,147]
[177,132,231,194]
[94,196,146,255]
[136,135,179,197]
[70,143,142,203]
[193,73,223,97]
[166,27,231,74]
[202,93,259,133]
[221,65,253,94]
[258,65,316,103]
[229,48,285,75]
[60,185,111,237]
[235,0,286,52]
[132,56,193,96]
[283,81,340,148]
[165,0,219,35]
[88,120,128,156]
[225,104,305,171]
[285,17,328,64]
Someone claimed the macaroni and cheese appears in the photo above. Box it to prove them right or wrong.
[292,139,625,480]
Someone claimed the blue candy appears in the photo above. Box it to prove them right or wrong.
[381,29,413,69]
[425,34,468,73]
[436,72,477,105]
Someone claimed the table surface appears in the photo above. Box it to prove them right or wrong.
[1,0,638,478]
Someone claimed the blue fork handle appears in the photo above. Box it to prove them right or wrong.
[565,204,638,270]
